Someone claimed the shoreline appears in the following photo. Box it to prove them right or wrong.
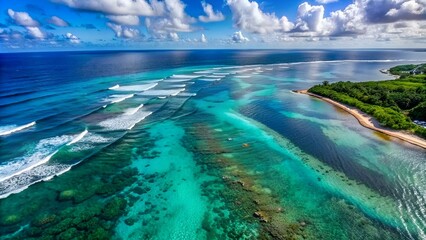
[294,89,426,150]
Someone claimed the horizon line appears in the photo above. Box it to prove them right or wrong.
[1,47,426,54]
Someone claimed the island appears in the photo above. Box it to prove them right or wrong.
[296,63,426,149]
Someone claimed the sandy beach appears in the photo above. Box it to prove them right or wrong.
[295,90,426,149]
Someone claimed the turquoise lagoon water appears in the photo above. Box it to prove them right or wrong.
[0,50,425,239]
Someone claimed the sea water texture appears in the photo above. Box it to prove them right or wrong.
[0,50,425,239]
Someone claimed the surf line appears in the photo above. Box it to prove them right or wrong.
[0,121,36,136]
[67,129,89,146]
[0,129,88,183]
[108,84,120,90]
[294,90,426,149]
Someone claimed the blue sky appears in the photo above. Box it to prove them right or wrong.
[1,0,425,51]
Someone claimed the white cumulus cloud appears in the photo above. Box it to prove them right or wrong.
[8,9,39,27]
[199,1,225,22]
[107,22,139,38]
[316,0,338,4]
[52,0,156,16]
[226,0,294,34]
[107,15,140,26]
[26,27,44,39]
[145,0,195,40]
[65,32,80,43]
[200,33,207,42]
[364,0,426,23]
[323,0,366,36]
[7,9,44,39]
[385,0,426,21]
[294,2,325,32]
[52,0,199,41]
[168,32,179,41]
[48,16,69,27]
[232,31,249,43]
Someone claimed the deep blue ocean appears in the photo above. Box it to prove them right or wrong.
[0,50,425,239]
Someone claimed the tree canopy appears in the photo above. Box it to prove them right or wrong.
[308,64,426,138]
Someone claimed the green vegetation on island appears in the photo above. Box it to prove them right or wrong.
[308,64,426,138]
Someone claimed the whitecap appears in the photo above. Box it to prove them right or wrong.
[69,133,112,152]
[98,111,152,130]
[194,70,213,74]
[0,164,72,199]
[170,74,202,79]
[82,133,111,144]
[163,84,186,88]
[66,129,88,146]
[106,94,135,104]
[0,135,73,182]
[139,88,185,97]
[212,72,230,76]
[0,122,36,136]
[171,91,181,96]
[198,78,221,82]
[108,84,120,90]
[238,68,257,72]
[163,79,193,83]
[201,75,223,78]
[124,104,144,115]
[178,92,197,97]
[110,83,158,92]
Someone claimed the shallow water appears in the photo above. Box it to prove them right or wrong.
[0,50,425,239]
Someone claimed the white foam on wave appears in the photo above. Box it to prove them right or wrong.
[69,133,112,152]
[98,110,152,130]
[178,92,197,97]
[66,129,88,146]
[164,79,193,83]
[198,78,221,82]
[202,75,224,78]
[0,122,36,136]
[0,164,72,199]
[81,133,111,144]
[0,135,73,182]
[107,94,135,104]
[164,84,186,88]
[272,59,415,68]
[124,104,144,115]
[127,114,151,130]
[111,83,158,92]
[108,84,120,90]
[237,68,257,72]
[227,65,248,69]
[235,75,251,78]
[170,74,202,79]
[139,88,186,97]
[212,72,230,76]
[194,70,213,74]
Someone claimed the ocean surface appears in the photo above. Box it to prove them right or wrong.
[0,50,425,239]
